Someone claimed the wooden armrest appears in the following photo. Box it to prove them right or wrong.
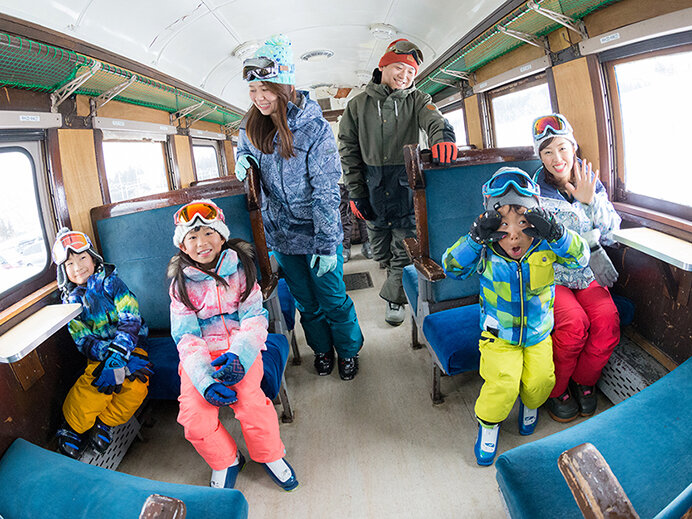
[558,443,639,519]
[260,274,279,301]
[413,257,446,282]
[139,494,187,518]
[403,238,421,261]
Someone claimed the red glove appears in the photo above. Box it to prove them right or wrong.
[349,198,377,221]
[431,142,458,164]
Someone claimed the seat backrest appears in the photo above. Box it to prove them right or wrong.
[92,183,256,332]
[406,146,542,305]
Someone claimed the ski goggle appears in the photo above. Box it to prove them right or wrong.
[52,231,92,265]
[482,169,540,199]
[532,114,573,141]
[242,57,294,81]
[387,40,423,66]
[174,201,225,226]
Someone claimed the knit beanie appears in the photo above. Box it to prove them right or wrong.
[173,199,230,248]
[250,34,295,85]
[532,113,577,156]
[378,39,421,73]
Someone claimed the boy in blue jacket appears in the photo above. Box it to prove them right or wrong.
[442,168,589,465]
[53,228,152,459]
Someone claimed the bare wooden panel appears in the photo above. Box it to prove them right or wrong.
[189,120,224,133]
[552,58,600,173]
[464,95,483,149]
[76,96,171,124]
[173,134,196,188]
[58,129,103,239]
[473,44,545,83]
[8,349,45,391]
[585,0,691,37]
[223,140,236,175]
[558,443,639,519]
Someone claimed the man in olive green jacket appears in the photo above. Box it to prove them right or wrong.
[338,39,457,326]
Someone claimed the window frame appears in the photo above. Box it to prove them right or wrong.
[604,42,692,226]
[485,72,556,148]
[191,138,224,182]
[0,136,57,310]
[440,100,469,147]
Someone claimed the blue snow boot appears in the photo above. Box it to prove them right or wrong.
[57,423,85,459]
[89,419,113,454]
[263,458,299,491]
[210,451,246,489]
[518,399,539,436]
[474,422,500,466]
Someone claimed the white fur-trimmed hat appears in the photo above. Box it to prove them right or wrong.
[173,199,230,248]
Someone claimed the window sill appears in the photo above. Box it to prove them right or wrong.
[0,303,81,363]
[612,228,692,271]
[614,202,692,240]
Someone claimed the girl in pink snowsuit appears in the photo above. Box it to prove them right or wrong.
[168,199,298,491]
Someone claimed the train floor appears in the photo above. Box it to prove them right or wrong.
[118,244,613,519]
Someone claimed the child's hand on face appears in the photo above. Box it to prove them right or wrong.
[523,208,564,242]
[469,210,506,245]
[564,160,598,205]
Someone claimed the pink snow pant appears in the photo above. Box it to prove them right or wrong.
[177,354,285,471]
[550,280,620,398]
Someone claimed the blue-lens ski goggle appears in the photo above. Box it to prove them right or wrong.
[482,169,540,199]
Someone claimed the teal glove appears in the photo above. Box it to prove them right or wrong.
[234,155,253,182]
[310,254,337,277]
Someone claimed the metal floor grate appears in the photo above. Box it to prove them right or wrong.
[344,272,374,291]
[597,334,669,405]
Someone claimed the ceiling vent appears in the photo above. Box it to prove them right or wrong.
[369,23,398,40]
[232,41,261,61]
[300,50,334,62]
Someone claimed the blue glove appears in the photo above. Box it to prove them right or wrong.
[91,352,127,394]
[204,383,238,407]
[234,155,254,182]
[125,352,154,383]
[211,352,245,385]
[310,254,337,277]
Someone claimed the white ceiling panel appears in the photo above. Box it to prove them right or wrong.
[0,0,508,109]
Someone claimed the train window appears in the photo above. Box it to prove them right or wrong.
[192,140,222,181]
[101,141,169,203]
[441,103,468,146]
[0,145,51,301]
[606,44,692,220]
[488,75,552,147]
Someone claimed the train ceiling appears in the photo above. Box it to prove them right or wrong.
[0,0,620,124]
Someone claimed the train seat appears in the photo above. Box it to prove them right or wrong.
[402,145,541,403]
[495,356,692,519]
[92,186,295,422]
[0,438,249,519]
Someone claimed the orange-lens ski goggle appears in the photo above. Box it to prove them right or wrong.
[174,201,223,226]
[52,231,92,265]
[388,40,423,65]
[532,114,572,141]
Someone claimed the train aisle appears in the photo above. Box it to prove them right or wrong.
[118,245,611,519]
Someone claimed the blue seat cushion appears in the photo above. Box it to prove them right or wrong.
[277,278,296,331]
[260,333,289,400]
[402,265,418,316]
[422,304,481,375]
[0,438,248,519]
[145,333,288,402]
[495,357,692,519]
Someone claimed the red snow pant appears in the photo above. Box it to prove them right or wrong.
[177,354,285,471]
[549,280,620,398]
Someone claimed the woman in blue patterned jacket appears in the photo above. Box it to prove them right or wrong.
[235,35,364,380]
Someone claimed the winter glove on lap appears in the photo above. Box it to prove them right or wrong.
[211,352,246,385]
[125,351,154,383]
[204,383,238,407]
[589,244,618,287]
[92,351,127,394]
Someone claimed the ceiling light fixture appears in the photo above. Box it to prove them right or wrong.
[369,23,398,40]
[300,49,334,62]
[232,41,261,61]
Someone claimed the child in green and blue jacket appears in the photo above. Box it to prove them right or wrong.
[441,167,589,466]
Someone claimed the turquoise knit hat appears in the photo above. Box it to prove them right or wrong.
[249,34,295,85]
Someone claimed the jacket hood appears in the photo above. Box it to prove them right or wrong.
[63,262,116,302]
[287,90,323,129]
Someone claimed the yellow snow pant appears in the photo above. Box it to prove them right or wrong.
[63,347,149,434]
[475,332,555,424]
